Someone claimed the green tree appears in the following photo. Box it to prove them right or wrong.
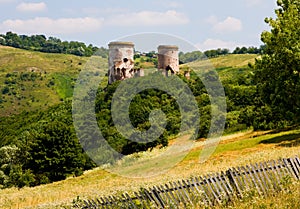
[25,121,86,183]
[0,145,35,188]
[254,0,300,125]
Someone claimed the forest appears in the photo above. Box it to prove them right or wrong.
[0,0,299,190]
[0,32,108,57]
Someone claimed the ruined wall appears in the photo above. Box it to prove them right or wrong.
[157,45,179,76]
[108,42,135,84]
[108,43,181,84]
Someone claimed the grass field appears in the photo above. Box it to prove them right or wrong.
[0,46,107,116]
[188,54,257,69]
[0,127,298,209]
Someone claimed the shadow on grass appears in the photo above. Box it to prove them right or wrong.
[259,133,300,147]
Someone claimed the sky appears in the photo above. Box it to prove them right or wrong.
[0,0,278,52]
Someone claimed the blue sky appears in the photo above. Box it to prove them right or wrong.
[0,0,277,51]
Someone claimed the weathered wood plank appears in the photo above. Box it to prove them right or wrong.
[278,159,289,177]
[237,166,249,190]
[267,160,281,189]
[209,173,226,200]
[221,171,234,194]
[283,158,298,180]
[178,180,193,206]
[143,188,159,208]
[157,185,176,207]
[287,158,300,179]
[246,165,262,194]
[99,197,107,206]
[216,172,232,200]
[169,181,184,204]
[152,186,165,208]
[134,191,146,208]
[251,164,267,195]
[123,193,137,209]
[295,157,300,168]
[164,183,179,206]
[138,189,151,208]
[226,169,243,197]
[290,158,300,178]
[108,196,118,208]
[233,167,245,192]
[207,174,222,201]
[261,162,275,191]
[241,166,253,189]
[201,175,221,204]
[255,163,269,191]
[173,181,188,206]
[191,177,211,205]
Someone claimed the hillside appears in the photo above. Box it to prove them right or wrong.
[189,54,257,69]
[0,46,107,116]
[0,48,299,208]
[0,127,299,209]
[0,47,300,208]
[0,48,257,115]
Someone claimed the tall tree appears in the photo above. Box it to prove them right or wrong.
[254,0,300,124]
[26,121,86,184]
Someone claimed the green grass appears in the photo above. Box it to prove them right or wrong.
[183,129,300,162]
[215,129,300,154]
[0,46,107,116]
[189,54,257,69]
[52,73,74,99]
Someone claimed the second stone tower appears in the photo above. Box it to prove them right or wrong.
[157,45,179,76]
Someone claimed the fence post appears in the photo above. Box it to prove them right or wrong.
[226,169,243,197]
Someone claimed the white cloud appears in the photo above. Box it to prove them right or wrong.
[16,2,47,12]
[196,39,243,51]
[212,16,242,33]
[1,17,103,35]
[106,10,189,26]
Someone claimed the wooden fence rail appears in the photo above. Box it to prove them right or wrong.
[74,156,300,209]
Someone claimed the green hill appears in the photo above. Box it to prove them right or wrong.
[0,46,107,116]
[0,46,257,118]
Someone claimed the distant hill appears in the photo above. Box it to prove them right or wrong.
[0,46,107,116]
[0,46,258,116]
[0,32,109,57]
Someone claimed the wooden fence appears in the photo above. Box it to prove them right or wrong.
[74,156,300,209]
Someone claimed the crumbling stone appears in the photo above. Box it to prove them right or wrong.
[108,42,190,83]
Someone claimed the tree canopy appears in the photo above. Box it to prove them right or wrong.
[253,0,300,126]
[0,32,108,57]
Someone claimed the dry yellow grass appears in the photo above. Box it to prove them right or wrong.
[0,128,299,209]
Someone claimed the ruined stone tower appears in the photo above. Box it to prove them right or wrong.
[157,45,179,76]
[108,41,135,84]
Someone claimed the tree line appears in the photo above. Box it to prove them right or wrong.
[0,32,263,62]
[0,32,108,58]
[179,46,265,64]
